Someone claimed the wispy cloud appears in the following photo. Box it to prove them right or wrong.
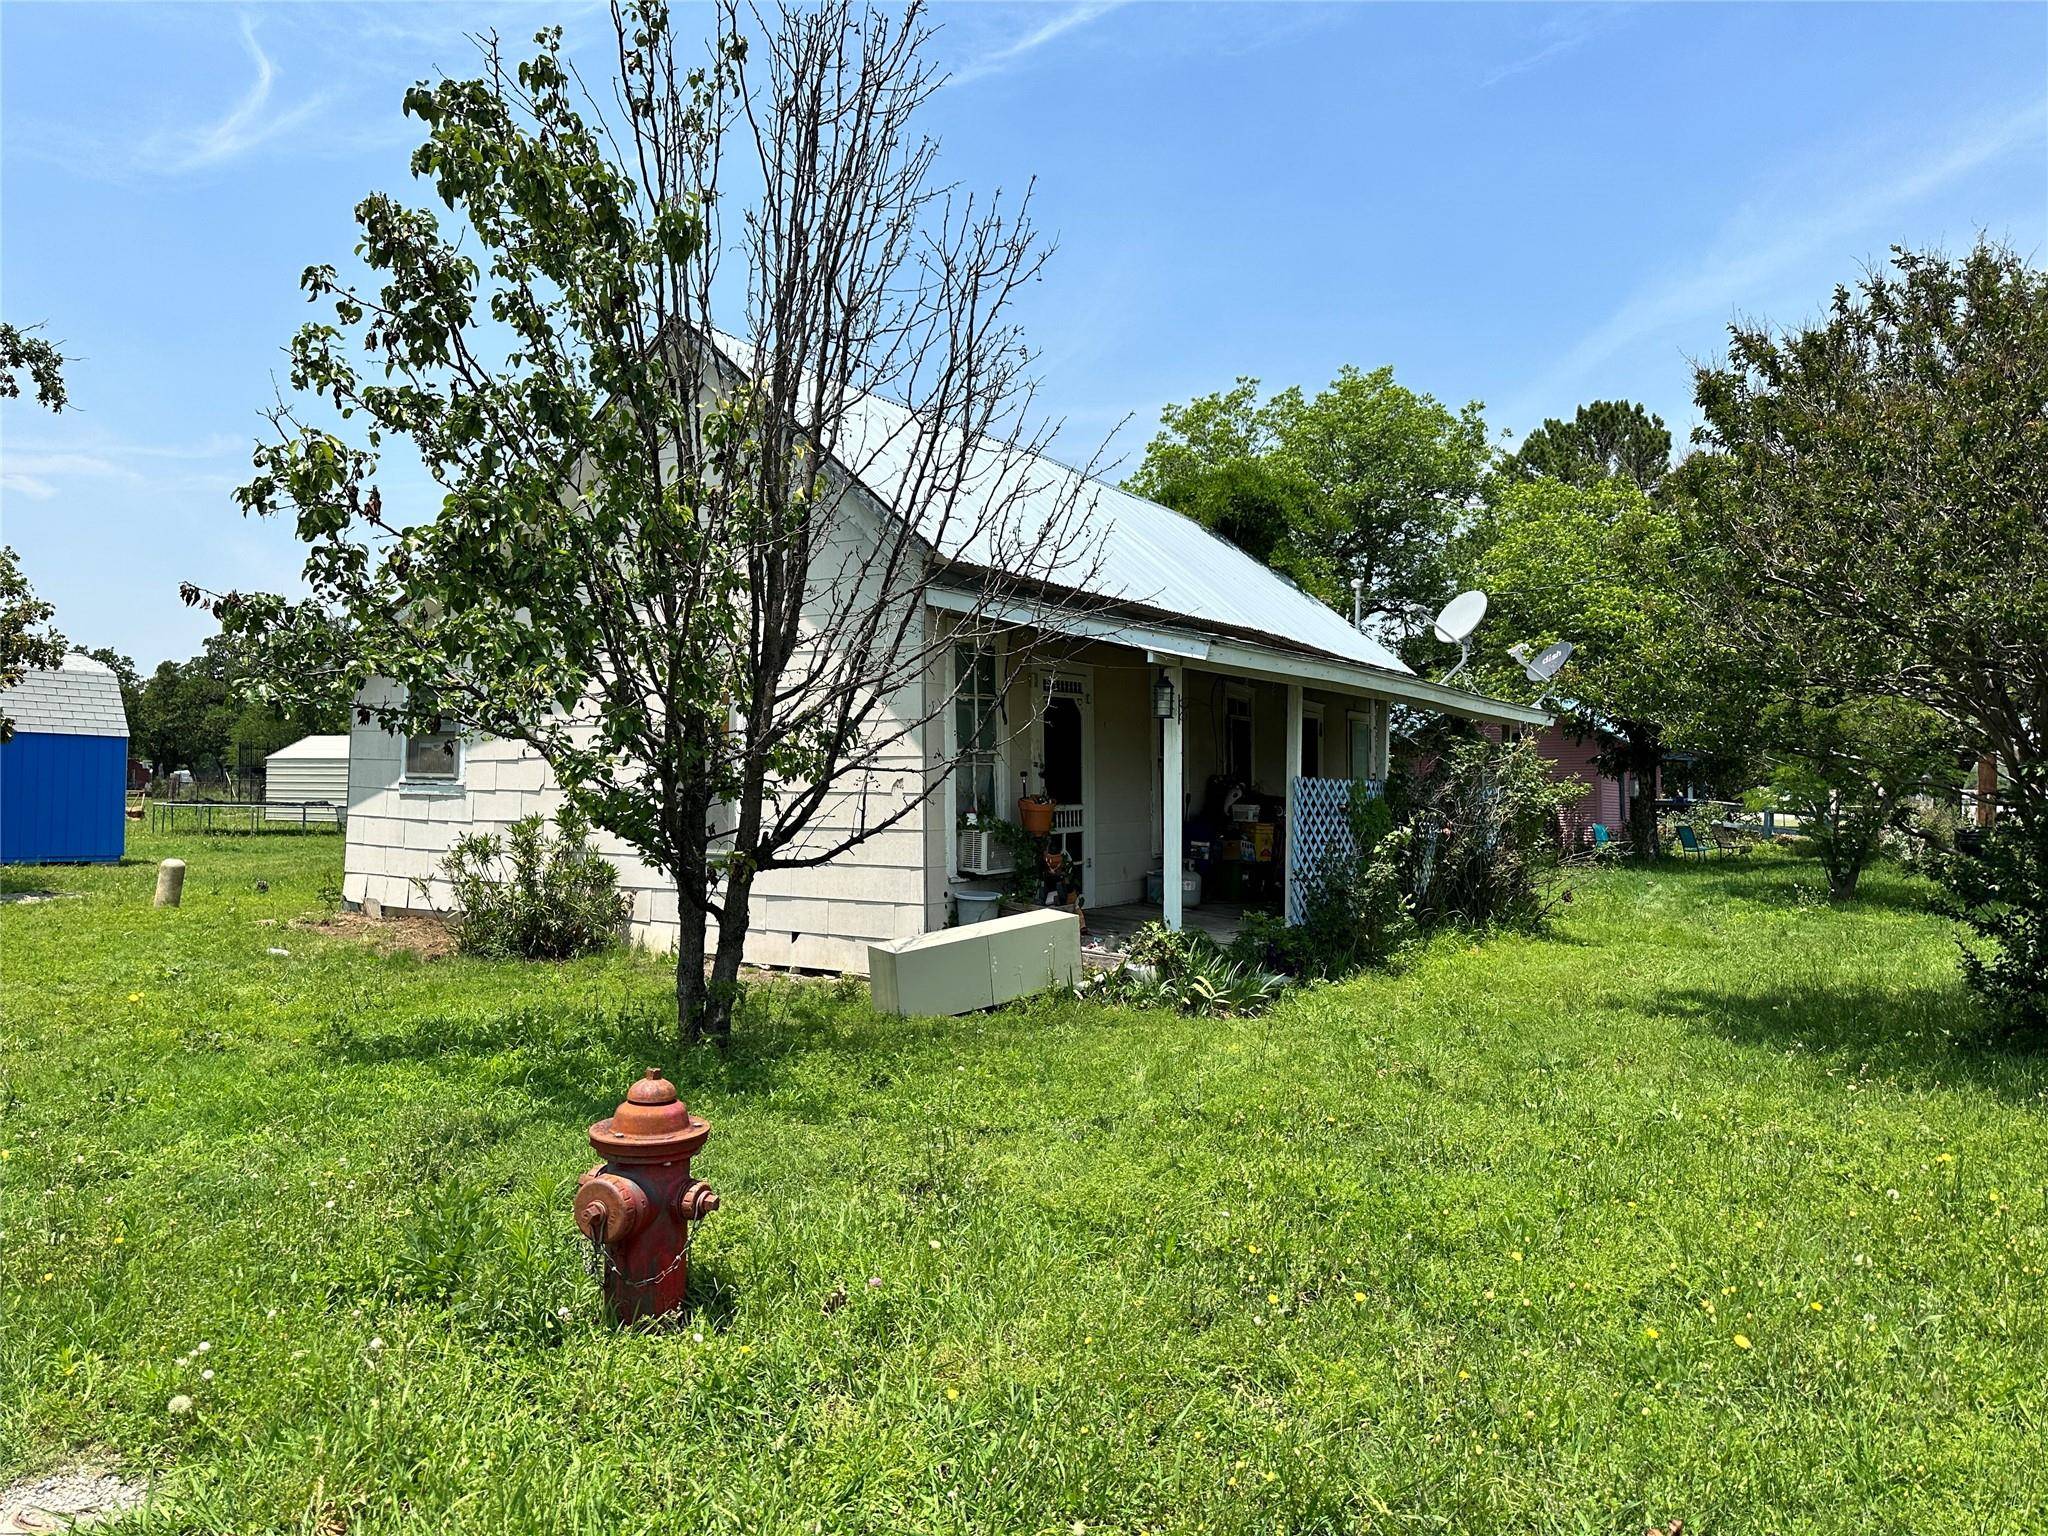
[1,450,135,502]
[136,15,329,173]
[1481,6,1622,89]
[0,434,245,504]
[1501,97,2048,427]
[949,2,1128,88]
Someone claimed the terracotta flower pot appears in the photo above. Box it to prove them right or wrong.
[1017,796,1055,836]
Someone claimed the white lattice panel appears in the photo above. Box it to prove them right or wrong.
[1287,776,1380,924]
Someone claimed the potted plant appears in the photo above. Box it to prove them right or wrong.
[1017,792,1055,836]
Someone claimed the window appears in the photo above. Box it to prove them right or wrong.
[952,644,1000,821]
[1225,689,1254,783]
[404,729,462,782]
[1301,703,1324,779]
[1348,711,1376,787]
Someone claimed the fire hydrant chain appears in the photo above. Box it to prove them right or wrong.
[574,1069,718,1323]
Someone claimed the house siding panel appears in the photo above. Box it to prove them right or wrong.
[342,498,928,976]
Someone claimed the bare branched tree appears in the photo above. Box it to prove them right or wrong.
[197,0,1107,1044]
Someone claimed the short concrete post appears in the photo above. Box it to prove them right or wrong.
[154,859,186,909]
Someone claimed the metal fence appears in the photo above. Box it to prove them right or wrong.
[146,800,345,835]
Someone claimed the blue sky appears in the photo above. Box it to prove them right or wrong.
[3,1,2043,668]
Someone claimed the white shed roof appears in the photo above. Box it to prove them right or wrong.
[0,653,130,739]
[265,733,350,763]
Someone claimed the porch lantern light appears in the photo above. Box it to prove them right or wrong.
[1152,671,1178,720]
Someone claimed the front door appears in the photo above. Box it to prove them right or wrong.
[1037,669,1093,905]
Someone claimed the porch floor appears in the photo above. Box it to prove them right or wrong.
[1080,900,1262,963]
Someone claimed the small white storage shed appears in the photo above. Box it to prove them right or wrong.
[265,734,350,821]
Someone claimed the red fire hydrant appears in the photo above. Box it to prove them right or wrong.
[574,1069,719,1322]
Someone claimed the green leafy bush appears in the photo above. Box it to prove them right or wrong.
[1235,784,1413,980]
[434,808,631,960]
[1762,698,1958,899]
[1392,736,1579,931]
[1939,825,2048,1037]
[1890,796,1960,875]
[1089,921,1286,1018]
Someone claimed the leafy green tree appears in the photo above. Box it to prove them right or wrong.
[1129,368,1488,626]
[0,546,66,742]
[1499,399,1670,492]
[1462,476,1705,859]
[132,656,231,774]
[0,321,66,412]
[1763,697,1958,899]
[195,2,1092,1046]
[1695,241,2048,1028]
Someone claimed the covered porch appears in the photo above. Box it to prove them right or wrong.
[1085,898,1252,950]
[939,605,1551,948]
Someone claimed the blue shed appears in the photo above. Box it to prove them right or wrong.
[0,654,131,864]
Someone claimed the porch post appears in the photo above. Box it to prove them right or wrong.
[1161,662,1185,931]
[1284,683,1303,924]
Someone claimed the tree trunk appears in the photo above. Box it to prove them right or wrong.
[701,862,756,1047]
[1625,731,1663,862]
[673,882,708,1049]
[700,735,771,1049]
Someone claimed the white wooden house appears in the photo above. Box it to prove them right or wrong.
[342,359,1547,972]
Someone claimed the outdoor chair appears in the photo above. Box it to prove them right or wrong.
[1589,823,1630,860]
[1675,825,1725,860]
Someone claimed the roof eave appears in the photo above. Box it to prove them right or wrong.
[925,582,1551,729]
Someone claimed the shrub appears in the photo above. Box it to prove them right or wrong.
[1089,921,1286,1018]
[1938,824,2048,1037]
[1235,784,1413,980]
[433,808,631,960]
[1394,736,1579,931]
[1891,796,1960,876]
[1762,699,1958,899]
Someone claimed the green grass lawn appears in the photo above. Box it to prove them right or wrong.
[3,828,2045,1533]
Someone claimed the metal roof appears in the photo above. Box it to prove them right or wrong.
[0,653,130,739]
[265,733,350,763]
[703,330,1410,675]
[823,382,1414,675]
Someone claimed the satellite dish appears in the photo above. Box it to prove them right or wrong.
[1506,642,1534,667]
[1432,590,1489,646]
[1524,640,1575,684]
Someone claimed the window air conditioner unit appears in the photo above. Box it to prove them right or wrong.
[956,826,1012,877]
